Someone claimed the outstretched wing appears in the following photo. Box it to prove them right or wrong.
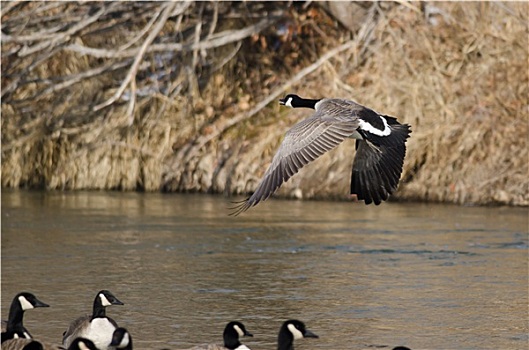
[231,114,359,215]
[350,119,411,204]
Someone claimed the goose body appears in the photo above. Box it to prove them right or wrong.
[1,339,45,350]
[277,319,318,350]
[62,290,124,350]
[231,94,411,215]
[0,338,93,350]
[187,321,253,350]
[1,292,49,343]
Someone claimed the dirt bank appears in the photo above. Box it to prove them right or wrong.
[2,2,527,206]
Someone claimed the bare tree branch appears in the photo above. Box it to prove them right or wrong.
[14,60,132,103]
[64,17,277,58]
[13,4,115,57]
[183,40,359,157]
[93,2,178,112]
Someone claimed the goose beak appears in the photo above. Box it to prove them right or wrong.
[34,299,50,308]
[245,331,254,337]
[279,98,286,105]
[111,297,124,306]
[303,329,319,338]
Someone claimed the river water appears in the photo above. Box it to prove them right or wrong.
[1,190,527,349]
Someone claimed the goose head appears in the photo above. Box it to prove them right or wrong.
[279,94,301,108]
[96,290,124,307]
[92,290,123,318]
[68,338,99,350]
[1,292,49,341]
[15,292,50,311]
[277,319,318,350]
[110,328,132,350]
[223,321,253,349]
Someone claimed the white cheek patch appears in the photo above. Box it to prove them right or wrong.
[14,334,20,339]
[358,116,391,136]
[23,332,31,339]
[99,293,112,306]
[18,296,34,310]
[119,332,130,348]
[286,97,293,108]
[233,324,244,337]
[287,324,304,340]
[78,341,90,350]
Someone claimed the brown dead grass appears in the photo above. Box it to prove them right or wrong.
[1,2,527,206]
[216,2,528,206]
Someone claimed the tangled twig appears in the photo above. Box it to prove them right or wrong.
[93,2,178,113]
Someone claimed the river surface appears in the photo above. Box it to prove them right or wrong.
[1,190,528,349]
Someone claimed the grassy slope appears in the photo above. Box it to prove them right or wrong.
[1,2,527,206]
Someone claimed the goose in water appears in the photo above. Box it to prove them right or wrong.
[1,292,49,342]
[276,319,318,350]
[62,290,124,350]
[1,337,98,350]
[187,321,253,350]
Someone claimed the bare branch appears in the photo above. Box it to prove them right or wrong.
[64,17,277,58]
[93,2,178,112]
[118,1,192,52]
[0,1,23,18]
[13,60,132,103]
[13,4,114,57]
[186,40,359,154]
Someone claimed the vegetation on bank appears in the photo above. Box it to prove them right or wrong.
[1,2,527,206]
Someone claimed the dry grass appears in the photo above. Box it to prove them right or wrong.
[1,2,527,206]
[368,2,528,206]
[214,2,528,206]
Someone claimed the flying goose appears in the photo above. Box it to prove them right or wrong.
[62,290,124,350]
[231,94,411,215]
[110,328,132,350]
[276,319,318,350]
[1,292,49,342]
[187,321,253,350]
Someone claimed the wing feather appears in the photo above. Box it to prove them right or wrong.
[350,120,410,204]
[62,315,90,348]
[231,113,359,215]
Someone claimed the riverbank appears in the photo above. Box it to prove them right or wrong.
[2,2,527,206]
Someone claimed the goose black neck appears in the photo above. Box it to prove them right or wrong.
[223,329,241,350]
[7,300,24,329]
[294,98,320,109]
[92,298,107,319]
[277,331,294,350]
[224,338,242,350]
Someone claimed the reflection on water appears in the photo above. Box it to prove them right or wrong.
[1,190,528,349]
